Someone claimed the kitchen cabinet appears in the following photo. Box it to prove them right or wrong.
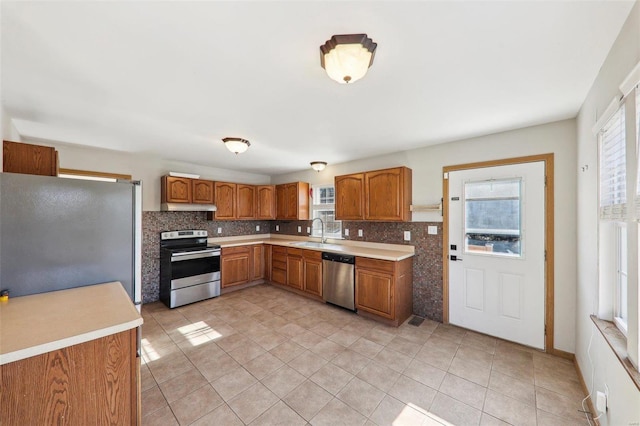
[275,182,309,220]
[335,167,412,222]
[162,176,216,205]
[256,185,276,219]
[251,244,265,281]
[335,173,365,220]
[3,140,59,176]
[303,250,323,297]
[192,179,215,204]
[271,246,287,285]
[236,184,256,220]
[286,248,304,290]
[355,256,413,326]
[214,181,237,220]
[221,246,250,288]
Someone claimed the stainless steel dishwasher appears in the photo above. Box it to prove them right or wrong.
[322,252,356,311]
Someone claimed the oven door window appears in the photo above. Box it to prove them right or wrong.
[171,256,220,280]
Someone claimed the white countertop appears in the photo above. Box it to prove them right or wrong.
[210,234,415,261]
[0,282,143,365]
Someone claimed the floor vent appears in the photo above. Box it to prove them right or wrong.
[408,316,425,326]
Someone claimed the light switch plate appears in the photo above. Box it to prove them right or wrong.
[276,225,280,231]
[217,227,222,234]
[307,226,311,233]
[297,226,302,233]
[344,229,349,236]
[358,229,363,237]
[404,231,411,241]
[256,225,260,232]
[428,226,438,235]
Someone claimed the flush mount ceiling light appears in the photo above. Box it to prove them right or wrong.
[310,161,327,172]
[222,137,250,154]
[320,34,377,84]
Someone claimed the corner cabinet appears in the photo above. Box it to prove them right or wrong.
[275,182,309,220]
[335,167,412,222]
[355,256,413,326]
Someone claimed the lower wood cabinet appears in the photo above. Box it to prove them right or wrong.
[271,246,287,285]
[0,329,139,425]
[303,251,323,297]
[221,246,250,288]
[286,248,304,290]
[251,244,265,281]
[355,256,413,326]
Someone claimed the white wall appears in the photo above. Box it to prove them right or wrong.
[50,143,271,211]
[275,118,577,353]
[576,1,640,425]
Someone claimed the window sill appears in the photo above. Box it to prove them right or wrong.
[590,315,640,391]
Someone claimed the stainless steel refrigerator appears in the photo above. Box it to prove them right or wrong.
[0,172,142,309]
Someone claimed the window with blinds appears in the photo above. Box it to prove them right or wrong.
[599,105,626,220]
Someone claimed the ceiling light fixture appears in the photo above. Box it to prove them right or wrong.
[310,161,327,172]
[222,137,251,154]
[320,34,377,84]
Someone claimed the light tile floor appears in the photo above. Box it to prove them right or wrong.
[141,284,590,425]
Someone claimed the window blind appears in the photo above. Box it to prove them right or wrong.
[600,105,626,220]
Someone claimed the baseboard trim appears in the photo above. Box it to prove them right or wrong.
[549,348,574,361]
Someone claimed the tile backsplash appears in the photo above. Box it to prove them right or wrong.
[141,212,444,322]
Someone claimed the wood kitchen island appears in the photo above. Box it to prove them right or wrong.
[0,282,143,425]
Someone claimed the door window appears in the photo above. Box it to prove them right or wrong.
[464,178,522,257]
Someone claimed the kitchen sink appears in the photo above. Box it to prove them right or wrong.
[290,241,345,251]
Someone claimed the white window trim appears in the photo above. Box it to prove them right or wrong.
[311,184,342,240]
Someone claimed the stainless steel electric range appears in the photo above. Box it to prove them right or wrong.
[159,230,221,308]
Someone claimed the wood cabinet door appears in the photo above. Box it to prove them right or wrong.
[215,182,237,220]
[256,185,276,219]
[355,268,395,319]
[192,179,214,204]
[365,168,405,221]
[162,176,192,203]
[335,173,365,220]
[251,244,264,281]
[304,257,323,297]
[236,184,256,219]
[285,183,298,220]
[286,254,304,290]
[221,247,250,288]
[275,184,287,219]
[3,140,57,176]
[271,246,287,285]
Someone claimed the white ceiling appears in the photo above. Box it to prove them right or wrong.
[2,1,635,176]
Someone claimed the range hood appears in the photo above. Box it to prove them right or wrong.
[161,203,217,212]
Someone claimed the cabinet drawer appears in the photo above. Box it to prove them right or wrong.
[287,248,304,257]
[272,260,286,270]
[356,257,394,273]
[272,268,286,285]
[222,246,251,255]
[272,246,287,255]
[303,250,322,261]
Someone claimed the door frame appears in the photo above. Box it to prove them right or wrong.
[442,153,562,356]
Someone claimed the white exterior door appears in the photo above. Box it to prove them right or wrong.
[448,162,546,349]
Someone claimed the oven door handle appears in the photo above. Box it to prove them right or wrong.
[171,250,221,262]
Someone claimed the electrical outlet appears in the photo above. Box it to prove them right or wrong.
[404,231,411,241]
[596,391,607,413]
[276,225,280,231]
[256,225,260,232]
[217,227,222,234]
[344,229,349,237]
[428,226,438,235]
[358,229,363,237]
[307,226,311,233]
[297,226,302,233]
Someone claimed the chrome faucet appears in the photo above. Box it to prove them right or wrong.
[311,217,326,243]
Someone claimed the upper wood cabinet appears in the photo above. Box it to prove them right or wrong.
[162,176,192,203]
[335,166,412,222]
[3,140,58,176]
[214,181,237,219]
[161,176,215,205]
[236,184,256,220]
[192,179,214,204]
[276,182,309,220]
[335,173,365,220]
[256,185,276,220]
